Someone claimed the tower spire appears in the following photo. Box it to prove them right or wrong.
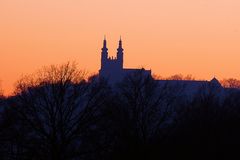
[118,36,123,51]
[117,36,124,69]
[103,35,107,48]
[101,36,108,69]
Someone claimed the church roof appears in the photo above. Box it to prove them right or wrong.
[123,68,151,72]
[210,77,222,87]
[156,80,211,100]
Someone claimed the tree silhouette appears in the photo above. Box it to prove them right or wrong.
[2,63,240,160]
[221,78,240,88]
[7,62,110,160]
[166,74,195,80]
[102,70,184,159]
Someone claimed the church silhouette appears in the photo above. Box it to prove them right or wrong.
[99,37,151,83]
[98,37,223,98]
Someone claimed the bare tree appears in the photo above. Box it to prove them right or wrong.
[221,78,240,88]
[9,62,110,160]
[166,74,195,81]
[167,74,184,80]
[184,74,195,80]
[115,71,182,146]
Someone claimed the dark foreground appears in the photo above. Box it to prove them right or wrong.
[0,64,240,160]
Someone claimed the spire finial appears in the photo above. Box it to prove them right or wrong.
[118,36,122,48]
[103,35,107,48]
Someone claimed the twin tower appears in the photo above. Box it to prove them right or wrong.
[100,37,124,71]
[99,37,125,82]
[99,37,151,83]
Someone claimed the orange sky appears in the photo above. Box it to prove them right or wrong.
[0,0,240,95]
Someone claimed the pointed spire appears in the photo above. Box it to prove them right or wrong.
[118,36,123,49]
[117,36,124,56]
[117,36,124,69]
[102,35,108,54]
[103,35,107,48]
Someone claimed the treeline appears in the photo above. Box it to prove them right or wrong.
[0,63,240,160]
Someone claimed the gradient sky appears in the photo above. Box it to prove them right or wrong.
[0,0,240,95]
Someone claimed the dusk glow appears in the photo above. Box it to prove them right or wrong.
[1,0,240,95]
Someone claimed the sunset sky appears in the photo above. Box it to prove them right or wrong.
[0,0,240,95]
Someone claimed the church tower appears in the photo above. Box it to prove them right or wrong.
[99,37,151,83]
[101,37,108,70]
[117,37,124,69]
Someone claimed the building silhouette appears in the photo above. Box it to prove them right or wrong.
[98,37,223,98]
[99,37,151,83]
